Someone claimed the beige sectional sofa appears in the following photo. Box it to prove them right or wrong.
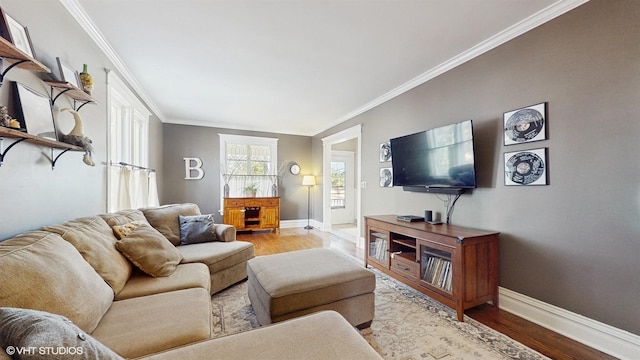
[0,203,382,359]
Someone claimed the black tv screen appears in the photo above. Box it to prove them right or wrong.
[391,120,476,189]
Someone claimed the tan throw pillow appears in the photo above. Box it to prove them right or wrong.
[43,216,132,295]
[0,231,114,333]
[115,223,183,277]
[0,307,123,360]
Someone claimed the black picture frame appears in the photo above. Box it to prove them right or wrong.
[0,8,35,58]
[503,102,547,145]
[379,167,393,187]
[13,82,57,140]
[57,57,80,87]
[379,141,391,162]
[504,147,548,186]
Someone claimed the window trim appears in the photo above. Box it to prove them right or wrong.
[219,134,278,212]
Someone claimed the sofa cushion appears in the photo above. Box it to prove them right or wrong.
[42,216,133,295]
[115,222,183,277]
[0,231,114,333]
[138,311,383,360]
[91,288,211,359]
[179,214,217,245]
[0,307,123,360]
[100,208,149,227]
[115,263,211,300]
[142,203,201,246]
[178,240,255,274]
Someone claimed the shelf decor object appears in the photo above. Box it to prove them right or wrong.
[56,57,79,88]
[0,9,35,58]
[13,82,57,140]
[78,64,93,95]
[0,8,49,86]
[302,175,316,230]
[503,102,547,145]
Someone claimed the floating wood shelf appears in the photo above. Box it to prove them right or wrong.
[44,80,97,110]
[0,126,83,168]
[0,36,50,73]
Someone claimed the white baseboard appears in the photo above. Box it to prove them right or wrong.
[280,219,323,230]
[499,287,640,360]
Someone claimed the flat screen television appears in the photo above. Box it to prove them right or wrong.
[390,119,476,193]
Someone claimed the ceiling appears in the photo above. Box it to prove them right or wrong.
[65,0,585,136]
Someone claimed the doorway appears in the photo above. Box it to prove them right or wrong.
[322,125,362,247]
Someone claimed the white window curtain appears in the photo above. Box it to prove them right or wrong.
[107,72,157,212]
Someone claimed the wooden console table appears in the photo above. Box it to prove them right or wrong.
[223,197,280,232]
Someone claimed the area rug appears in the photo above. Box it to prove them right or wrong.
[211,269,550,360]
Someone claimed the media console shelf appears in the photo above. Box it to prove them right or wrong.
[365,215,499,321]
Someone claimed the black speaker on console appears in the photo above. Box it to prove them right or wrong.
[424,210,432,222]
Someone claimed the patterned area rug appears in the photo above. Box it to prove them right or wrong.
[211,269,550,360]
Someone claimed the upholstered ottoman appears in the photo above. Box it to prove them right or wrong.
[247,248,375,328]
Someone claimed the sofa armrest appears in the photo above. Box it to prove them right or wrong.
[215,224,236,242]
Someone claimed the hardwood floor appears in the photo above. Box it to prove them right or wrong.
[237,228,618,360]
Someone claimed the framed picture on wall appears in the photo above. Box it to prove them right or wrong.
[0,9,35,58]
[504,147,548,186]
[379,167,393,187]
[503,102,547,145]
[13,82,57,140]
[379,141,391,162]
[56,57,80,87]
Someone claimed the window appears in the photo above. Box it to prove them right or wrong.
[331,160,346,209]
[219,134,278,200]
[107,73,151,212]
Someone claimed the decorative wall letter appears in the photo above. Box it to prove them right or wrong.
[184,157,204,180]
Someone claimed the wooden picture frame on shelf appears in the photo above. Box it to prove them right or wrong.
[13,82,57,140]
[0,9,35,58]
[56,57,79,88]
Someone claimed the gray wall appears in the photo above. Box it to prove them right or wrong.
[162,124,312,222]
[0,0,163,240]
[314,0,640,335]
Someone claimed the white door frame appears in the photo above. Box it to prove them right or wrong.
[322,124,363,248]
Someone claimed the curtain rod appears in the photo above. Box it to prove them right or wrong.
[111,161,155,172]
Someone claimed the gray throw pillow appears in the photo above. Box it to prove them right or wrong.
[0,307,123,360]
[179,214,217,245]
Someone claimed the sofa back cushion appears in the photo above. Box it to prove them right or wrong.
[100,209,149,227]
[0,231,114,333]
[43,216,133,295]
[142,204,201,246]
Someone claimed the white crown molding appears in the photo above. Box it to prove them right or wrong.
[58,0,166,122]
[318,0,590,135]
[499,286,640,360]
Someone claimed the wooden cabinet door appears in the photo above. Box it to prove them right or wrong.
[225,208,245,229]
[261,206,279,228]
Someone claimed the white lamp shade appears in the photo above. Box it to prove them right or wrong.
[302,175,316,186]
